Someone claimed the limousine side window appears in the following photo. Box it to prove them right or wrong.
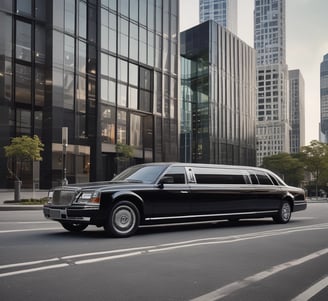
[193,168,246,185]
[250,174,259,184]
[268,174,279,185]
[162,166,186,184]
[256,173,273,185]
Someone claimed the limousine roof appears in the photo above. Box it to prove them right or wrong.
[141,162,273,174]
[141,162,287,185]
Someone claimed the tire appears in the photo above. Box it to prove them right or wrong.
[105,201,140,238]
[61,222,88,232]
[273,201,292,224]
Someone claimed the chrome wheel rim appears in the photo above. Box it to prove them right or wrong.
[281,203,291,221]
[112,205,136,234]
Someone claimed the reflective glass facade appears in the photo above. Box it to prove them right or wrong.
[320,54,328,142]
[289,69,305,153]
[180,21,256,165]
[0,0,179,189]
[199,0,237,35]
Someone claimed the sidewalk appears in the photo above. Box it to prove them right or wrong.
[0,190,48,211]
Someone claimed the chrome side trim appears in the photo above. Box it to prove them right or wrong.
[145,210,278,221]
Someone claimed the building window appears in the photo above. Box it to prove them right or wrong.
[16,21,32,62]
[17,0,32,16]
[130,114,142,147]
[117,110,127,144]
[101,105,115,143]
[15,64,31,104]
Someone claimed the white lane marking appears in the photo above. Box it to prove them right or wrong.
[0,258,60,269]
[62,246,155,260]
[0,264,69,278]
[190,248,328,301]
[0,227,61,233]
[1,223,328,278]
[0,221,54,224]
[75,251,143,264]
[291,276,328,301]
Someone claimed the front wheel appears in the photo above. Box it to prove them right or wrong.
[104,201,140,238]
[61,222,88,232]
[273,201,291,224]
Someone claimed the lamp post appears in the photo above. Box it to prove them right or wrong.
[62,127,68,186]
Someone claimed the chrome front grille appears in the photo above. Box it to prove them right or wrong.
[52,190,77,206]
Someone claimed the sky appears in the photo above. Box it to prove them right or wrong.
[180,0,328,145]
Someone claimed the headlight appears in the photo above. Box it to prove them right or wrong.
[78,191,100,204]
[47,191,54,204]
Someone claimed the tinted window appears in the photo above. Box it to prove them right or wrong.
[268,174,279,185]
[250,174,259,184]
[193,168,246,185]
[163,166,186,184]
[256,174,273,185]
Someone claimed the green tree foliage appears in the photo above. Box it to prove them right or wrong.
[116,143,134,160]
[300,140,328,196]
[115,143,134,173]
[4,135,44,180]
[261,152,304,186]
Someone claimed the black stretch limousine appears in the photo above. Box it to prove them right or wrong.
[43,163,306,237]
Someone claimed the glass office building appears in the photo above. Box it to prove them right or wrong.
[320,54,328,143]
[289,69,305,153]
[199,0,237,35]
[0,0,179,189]
[180,21,256,165]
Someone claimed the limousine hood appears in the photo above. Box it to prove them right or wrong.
[48,181,153,206]
[53,180,150,191]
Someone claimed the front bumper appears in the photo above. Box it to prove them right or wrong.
[43,204,105,225]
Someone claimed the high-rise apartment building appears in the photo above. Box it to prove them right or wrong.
[320,54,328,142]
[254,0,290,166]
[289,69,305,153]
[199,0,237,34]
[0,0,180,189]
[180,21,256,166]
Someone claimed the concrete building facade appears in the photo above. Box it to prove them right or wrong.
[254,0,290,166]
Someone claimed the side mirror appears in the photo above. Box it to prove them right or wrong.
[158,176,174,188]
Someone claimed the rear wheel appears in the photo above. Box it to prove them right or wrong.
[273,201,291,224]
[104,201,140,238]
[61,222,88,232]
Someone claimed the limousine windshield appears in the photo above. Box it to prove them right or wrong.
[112,164,168,183]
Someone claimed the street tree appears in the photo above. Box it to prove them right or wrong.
[115,143,134,173]
[4,135,44,200]
[261,152,304,186]
[300,140,328,198]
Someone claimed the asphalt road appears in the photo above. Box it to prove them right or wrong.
[0,203,327,301]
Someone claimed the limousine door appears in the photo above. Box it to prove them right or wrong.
[188,167,282,214]
[143,166,191,217]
